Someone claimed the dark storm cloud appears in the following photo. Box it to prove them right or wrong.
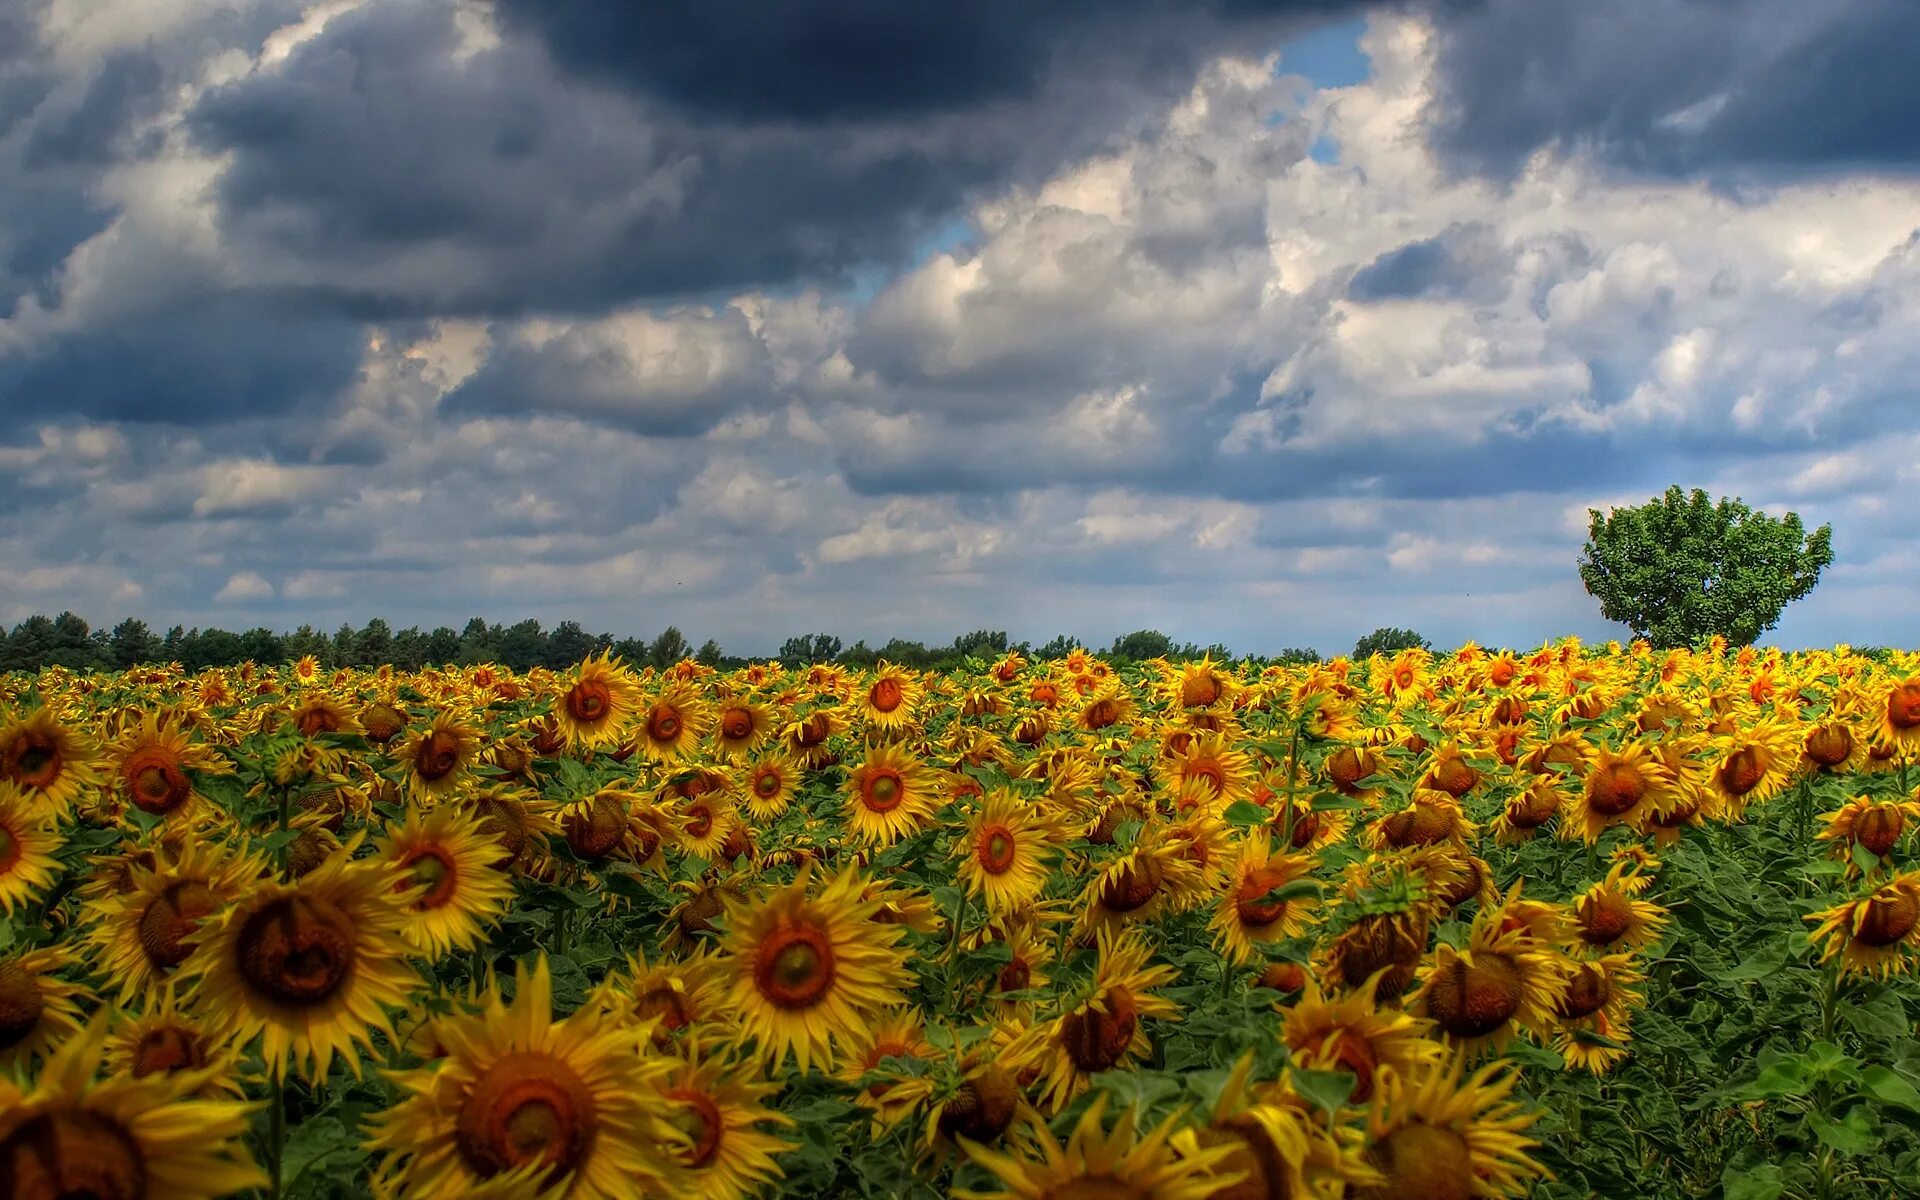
[24,51,165,167]
[1345,224,1506,302]
[1427,0,1920,178]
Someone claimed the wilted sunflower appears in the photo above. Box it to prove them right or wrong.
[185,843,419,1080]
[1025,931,1181,1112]
[1282,974,1440,1103]
[1806,871,1920,981]
[957,1093,1238,1200]
[1074,832,1208,941]
[1410,917,1570,1059]
[657,1042,794,1199]
[368,957,685,1199]
[780,707,848,769]
[462,786,561,872]
[551,652,641,753]
[0,782,61,917]
[1369,790,1474,850]
[1551,953,1643,1074]
[711,696,776,760]
[843,742,941,847]
[0,945,89,1070]
[717,865,913,1072]
[634,682,715,763]
[738,754,799,821]
[396,711,485,803]
[289,693,364,740]
[860,662,924,732]
[560,790,637,863]
[1353,1057,1548,1200]
[85,836,260,1003]
[0,1015,265,1199]
[956,789,1058,916]
[376,805,516,959]
[106,983,243,1097]
[0,705,101,820]
[984,920,1057,1016]
[1570,863,1669,956]
[1209,836,1317,965]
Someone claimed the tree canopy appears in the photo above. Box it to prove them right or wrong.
[1579,485,1833,649]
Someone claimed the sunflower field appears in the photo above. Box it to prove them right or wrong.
[2,641,1919,1200]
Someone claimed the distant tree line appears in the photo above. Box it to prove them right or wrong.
[0,614,1352,675]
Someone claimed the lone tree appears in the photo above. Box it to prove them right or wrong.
[1579,486,1833,649]
[1353,627,1430,659]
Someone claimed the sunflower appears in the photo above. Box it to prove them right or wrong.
[843,742,941,847]
[1369,790,1474,850]
[1164,731,1254,808]
[551,653,641,753]
[0,705,101,820]
[781,707,848,769]
[837,1008,938,1131]
[1281,974,1441,1103]
[559,790,636,863]
[367,957,685,1199]
[1075,688,1136,734]
[1323,745,1387,801]
[1551,953,1643,1074]
[634,682,715,763]
[0,783,61,917]
[1174,1053,1381,1198]
[712,697,776,761]
[1704,715,1801,817]
[1074,832,1209,941]
[1166,657,1238,711]
[85,836,261,1003]
[184,843,419,1081]
[984,920,1056,1016]
[1570,864,1669,956]
[0,945,89,1070]
[1875,676,1920,756]
[460,787,560,872]
[956,789,1058,916]
[1806,871,1920,981]
[0,1015,265,1199]
[738,754,799,821]
[1818,794,1920,872]
[1209,836,1317,965]
[376,805,516,959]
[1025,931,1181,1112]
[956,1094,1238,1200]
[657,1043,793,1199]
[1410,915,1570,1059]
[1353,1057,1548,1200]
[859,662,923,732]
[1567,741,1675,844]
[1418,743,1482,798]
[106,984,243,1098]
[396,711,485,803]
[1492,776,1565,843]
[716,865,913,1072]
[598,949,732,1049]
[290,693,364,740]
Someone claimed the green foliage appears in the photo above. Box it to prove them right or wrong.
[1110,629,1175,661]
[1352,626,1430,658]
[1579,485,1834,648]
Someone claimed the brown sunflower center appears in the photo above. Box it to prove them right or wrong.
[7,734,61,789]
[636,984,693,1032]
[1856,891,1920,948]
[1556,964,1612,1019]
[997,957,1031,993]
[1577,895,1633,946]
[869,677,904,714]
[663,1088,724,1168]
[0,962,45,1049]
[1048,1178,1150,1200]
[401,846,458,909]
[721,708,754,740]
[1234,867,1293,928]
[1506,787,1559,830]
[1182,674,1220,708]
[1060,989,1138,1072]
[1257,962,1306,994]
[0,825,18,873]
[1362,1121,1476,1200]
[0,1111,147,1200]
[1888,681,1920,731]
[1084,699,1120,729]
[1286,809,1321,849]
[361,704,405,745]
[976,826,1017,874]
[416,731,462,782]
[753,768,783,799]
[1424,952,1524,1039]
[937,1066,1020,1143]
[233,895,358,1008]
[1587,761,1648,817]
[1717,747,1766,797]
[471,798,529,867]
[565,796,626,860]
[565,680,610,724]
[456,1053,599,1180]
[1327,747,1378,792]
[753,924,837,1010]
[138,879,220,969]
[131,1024,208,1076]
[1804,724,1854,767]
[648,704,683,741]
[1428,757,1479,798]
[1326,1028,1379,1102]
[1331,916,1426,1000]
[861,771,905,814]
[1181,758,1227,799]
[1097,859,1161,914]
[295,705,344,738]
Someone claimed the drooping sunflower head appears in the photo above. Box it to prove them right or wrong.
[657,1042,795,1199]
[183,843,420,1081]
[1806,871,1920,982]
[717,866,913,1072]
[83,834,261,1004]
[1418,743,1482,799]
[0,1015,266,1199]
[836,1007,939,1129]
[1551,952,1643,1074]
[600,948,732,1048]
[1876,676,1920,755]
[1493,776,1566,843]
[1370,790,1474,851]
[376,804,517,959]
[1817,794,1920,873]
[0,705,101,820]
[1569,740,1674,844]
[1030,930,1182,1112]
[843,742,940,847]
[1355,1057,1548,1200]
[0,783,61,918]
[461,786,559,873]
[106,984,243,1098]
[956,1093,1240,1200]
[1178,1053,1382,1199]
[1570,866,1669,956]
[290,693,364,740]
[1075,831,1208,941]
[1705,716,1801,816]
[395,710,484,802]
[552,652,641,753]
[0,945,89,1071]
[1410,918,1570,1059]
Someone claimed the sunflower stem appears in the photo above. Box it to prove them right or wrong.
[274,784,292,876]
[266,1071,286,1199]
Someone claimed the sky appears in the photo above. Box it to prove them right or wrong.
[2,0,1917,656]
